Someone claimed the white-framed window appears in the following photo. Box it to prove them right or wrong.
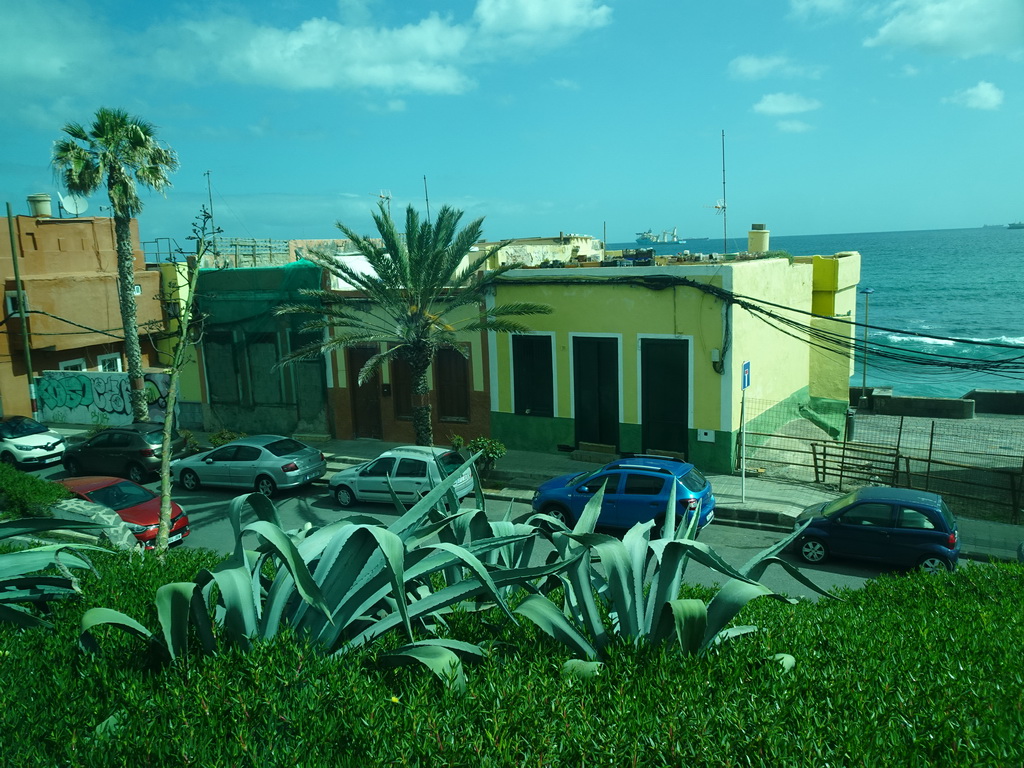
[59,358,87,371]
[133,284,143,296]
[97,353,123,372]
[4,290,27,315]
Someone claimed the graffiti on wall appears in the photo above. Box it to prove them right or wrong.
[38,370,174,426]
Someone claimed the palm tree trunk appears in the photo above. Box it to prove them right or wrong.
[409,347,433,446]
[114,216,149,422]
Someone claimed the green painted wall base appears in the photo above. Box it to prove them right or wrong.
[491,412,576,453]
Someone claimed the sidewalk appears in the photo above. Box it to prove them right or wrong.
[53,427,1023,563]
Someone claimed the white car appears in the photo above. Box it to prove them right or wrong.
[0,416,66,468]
[329,446,474,508]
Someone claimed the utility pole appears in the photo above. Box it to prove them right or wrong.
[6,203,37,418]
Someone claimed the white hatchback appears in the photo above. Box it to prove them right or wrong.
[0,416,66,468]
[329,446,473,508]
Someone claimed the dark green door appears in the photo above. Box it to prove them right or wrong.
[641,338,689,455]
[573,337,619,449]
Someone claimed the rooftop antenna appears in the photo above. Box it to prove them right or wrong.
[57,191,89,217]
[423,175,431,220]
[370,189,392,216]
[204,171,215,242]
[717,129,728,254]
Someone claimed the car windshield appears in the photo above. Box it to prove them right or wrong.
[821,490,860,517]
[265,439,307,457]
[679,467,708,492]
[438,451,465,475]
[142,430,164,445]
[0,418,48,439]
[87,482,155,511]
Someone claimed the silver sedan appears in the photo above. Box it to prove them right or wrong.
[170,435,326,497]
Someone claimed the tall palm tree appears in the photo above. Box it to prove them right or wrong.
[52,107,179,422]
[276,203,551,446]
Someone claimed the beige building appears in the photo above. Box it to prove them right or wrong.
[1,195,163,418]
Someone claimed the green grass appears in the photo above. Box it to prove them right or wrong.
[2,547,1023,766]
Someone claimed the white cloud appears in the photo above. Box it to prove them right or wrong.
[474,0,612,42]
[944,81,1004,110]
[866,0,1024,58]
[552,78,581,90]
[728,54,822,80]
[753,92,823,115]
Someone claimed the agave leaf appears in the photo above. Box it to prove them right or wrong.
[380,643,467,692]
[0,517,105,541]
[515,593,599,660]
[0,548,95,580]
[0,602,52,628]
[560,547,608,650]
[658,598,707,654]
[588,535,642,639]
[774,652,797,672]
[572,481,605,537]
[562,659,604,679]
[388,453,478,540]
[241,491,283,528]
[737,520,811,577]
[206,564,259,649]
[744,556,841,600]
[243,520,330,637]
[702,579,786,651]
[79,607,154,654]
[423,541,517,623]
[711,624,760,647]
[154,582,202,659]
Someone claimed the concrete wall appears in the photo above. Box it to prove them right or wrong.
[37,370,176,426]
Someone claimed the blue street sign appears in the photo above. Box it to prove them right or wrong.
[742,361,751,390]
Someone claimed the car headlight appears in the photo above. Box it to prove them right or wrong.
[12,443,38,451]
[128,523,158,534]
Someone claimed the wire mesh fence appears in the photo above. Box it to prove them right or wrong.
[742,399,1024,524]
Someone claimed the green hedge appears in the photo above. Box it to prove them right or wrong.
[1,548,1023,765]
[0,464,70,518]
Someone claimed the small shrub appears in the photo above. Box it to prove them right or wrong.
[0,464,71,518]
[466,436,506,474]
[209,429,247,448]
[177,429,202,455]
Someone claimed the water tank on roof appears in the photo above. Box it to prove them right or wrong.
[748,223,770,253]
[27,194,52,218]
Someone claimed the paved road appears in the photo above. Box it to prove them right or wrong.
[33,463,922,601]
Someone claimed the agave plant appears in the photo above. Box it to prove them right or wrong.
[0,517,106,628]
[80,453,577,689]
[515,482,835,675]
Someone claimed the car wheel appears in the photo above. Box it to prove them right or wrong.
[0,451,16,466]
[64,457,80,476]
[334,485,355,508]
[180,469,201,491]
[543,504,571,527]
[918,554,954,574]
[127,462,147,484]
[255,475,277,498]
[799,537,828,564]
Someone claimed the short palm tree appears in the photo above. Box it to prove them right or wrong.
[52,107,179,422]
[276,203,551,446]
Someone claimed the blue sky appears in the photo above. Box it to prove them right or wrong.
[2,0,1022,245]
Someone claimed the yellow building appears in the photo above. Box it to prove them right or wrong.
[489,250,860,472]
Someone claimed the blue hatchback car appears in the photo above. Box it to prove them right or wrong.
[794,486,959,573]
[532,455,716,532]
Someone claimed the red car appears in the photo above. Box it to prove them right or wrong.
[58,476,190,550]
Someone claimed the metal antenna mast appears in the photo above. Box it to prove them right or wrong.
[205,170,215,242]
[423,175,431,220]
[720,130,728,255]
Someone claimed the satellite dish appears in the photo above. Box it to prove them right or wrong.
[57,191,89,217]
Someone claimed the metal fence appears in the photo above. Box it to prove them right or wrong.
[742,399,1024,523]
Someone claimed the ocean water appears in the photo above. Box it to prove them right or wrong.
[610,227,1024,399]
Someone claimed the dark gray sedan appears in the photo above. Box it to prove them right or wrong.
[170,435,326,497]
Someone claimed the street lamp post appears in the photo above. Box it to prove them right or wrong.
[858,287,874,409]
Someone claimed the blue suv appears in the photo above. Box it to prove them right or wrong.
[532,455,716,532]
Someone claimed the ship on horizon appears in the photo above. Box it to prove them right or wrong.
[1008,222,1024,230]
[636,227,709,245]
